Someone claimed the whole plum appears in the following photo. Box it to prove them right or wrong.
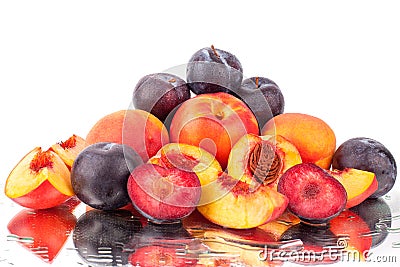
[71,142,143,210]
[332,137,397,198]
[133,73,190,122]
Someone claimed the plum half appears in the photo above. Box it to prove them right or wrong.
[332,137,397,198]
[277,163,347,225]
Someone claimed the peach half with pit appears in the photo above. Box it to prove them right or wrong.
[5,147,74,209]
[50,134,87,169]
[169,92,259,169]
[197,172,288,229]
[227,133,302,190]
[149,143,222,205]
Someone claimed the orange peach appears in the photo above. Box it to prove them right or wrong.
[227,133,302,190]
[5,147,74,209]
[262,113,336,169]
[86,109,169,161]
[329,168,378,208]
[169,92,259,169]
[197,172,288,229]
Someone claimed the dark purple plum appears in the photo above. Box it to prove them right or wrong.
[73,209,142,266]
[132,73,190,122]
[332,137,397,198]
[237,76,285,128]
[186,45,243,95]
[71,142,143,210]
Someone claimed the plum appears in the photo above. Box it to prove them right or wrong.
[71,142,143,210]
[237,77,285,128]
[186,45,243,95]
[332,137,397,198]
[73,209,142,266]
[132,73,190,122]
[278,163,347,225]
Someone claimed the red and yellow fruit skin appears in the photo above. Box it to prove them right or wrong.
[329,168,378,209]
[170,92,259,169]
[86,109,169,161]
[262,113,336,169]
[5,147,74,210]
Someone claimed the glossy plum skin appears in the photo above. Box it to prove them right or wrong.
[71,142,143,210]
[186,46,243,95]
[133,73,190,122]
[332,137,397,198]
[237,77,285,128]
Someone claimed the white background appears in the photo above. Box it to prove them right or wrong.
[1,1,400,266]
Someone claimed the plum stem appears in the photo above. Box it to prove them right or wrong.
[211,45,220,59]
[255,77,259,88]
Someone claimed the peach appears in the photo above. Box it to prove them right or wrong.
[197,172,288,229]
[261,113,336,169]
[227,133,302,190]
[329,168,378,208]
[5,147,74,209]
[86,109,169,161]
[149,143,222,205]
[50,134,87,169]
[169,92,259,169]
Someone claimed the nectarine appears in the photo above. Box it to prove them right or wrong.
[170,92,258,169]
[262,113,336,169]
[86,109,169,161]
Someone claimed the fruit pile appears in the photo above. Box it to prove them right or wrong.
[4,46,397,231]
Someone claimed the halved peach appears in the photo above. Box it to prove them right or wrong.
[50,134,87,169]
[149,143,222,205]
[197,173,288,229]
[4,147,74,209]
[329,168,378,208]
[227,133,302,190]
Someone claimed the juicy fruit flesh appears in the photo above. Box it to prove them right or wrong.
[5,147,74,199]
[278,163,347,224]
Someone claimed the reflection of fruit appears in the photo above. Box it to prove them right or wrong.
[71,142,143,210]
[237,76,284,128]
[197,172,288,229]
[277,163,347,225]
[85,109,169,161]
[350,198,392,248]
[186,45,243,95]
[133,73,190,122]
[7,206,76,263]
[329,168,378,208]
[262,113,336,169]
[127,164,201,223]
[227,134,302,189]
[129,246,197,267]
[73,209,142,266]
[50,134,87,169]
[149,143,222,205]
[170,92,259,169]
[5,147,74,209]
[330,210,372,261]
[258,210,300,240]
[332,137,397,198]
[280,223,339,264]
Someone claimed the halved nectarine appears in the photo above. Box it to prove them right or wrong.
[5,147,74,209]
[227,133,302,190]
[197,172,288,229]
[329,168,378,208]
[50,134,87,169]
